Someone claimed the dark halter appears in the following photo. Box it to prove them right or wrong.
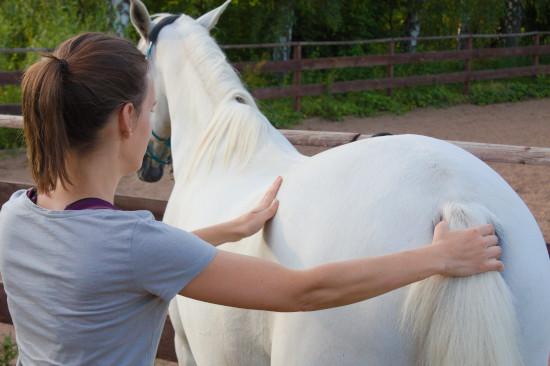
[145,14,180,165]
[146,130,172,165]
[146,14,180,59]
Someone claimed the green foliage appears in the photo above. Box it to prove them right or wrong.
[258,76,550,124]
[0,0,117,150]
[0,336,17,366]
[136,0,549,61]
[259,99,303,128]
[0,85,25,149]
[394,84,467,109]
[0,86,20,104]
[0,128,24,150]
[0,0,115,70]
[139,0,298,61]
[470,76,550,104]
[0,0,549,144]
[419,0,506,36]
[525,0,550,31]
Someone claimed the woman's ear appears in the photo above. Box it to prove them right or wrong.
[118,103,137,138]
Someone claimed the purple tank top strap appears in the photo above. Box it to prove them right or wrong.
[26,187,120,211]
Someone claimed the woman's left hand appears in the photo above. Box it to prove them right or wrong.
[235,176,282,239]
[192,177,283,246]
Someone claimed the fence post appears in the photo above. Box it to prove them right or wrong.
[533,32,540,79]
[293,43,302,112]
[387,40,395,96]
[463,35,473,95]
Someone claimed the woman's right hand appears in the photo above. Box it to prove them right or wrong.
[431,221,503,277]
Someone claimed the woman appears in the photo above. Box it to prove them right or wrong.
[0,32,502,366]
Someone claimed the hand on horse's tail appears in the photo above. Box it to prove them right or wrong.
[431,221,504,277]
[234,176,282,239]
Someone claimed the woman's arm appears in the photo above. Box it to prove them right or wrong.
[191,221,245,247]
[181,222,502,312]
[192,177,282,246]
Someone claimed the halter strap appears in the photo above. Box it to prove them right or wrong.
[146,129,172,165]
[146,143,172,165]
[144,15,179,165]
[152,130,170,147]
[146,14,181,60]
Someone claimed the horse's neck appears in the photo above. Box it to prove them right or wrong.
[163,62,213,179]
[165,87,305,227]
[157,29,306,226]
[166,137,304,229]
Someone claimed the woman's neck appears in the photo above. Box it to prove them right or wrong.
[36,149,122,210]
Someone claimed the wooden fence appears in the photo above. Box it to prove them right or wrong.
[2,114,550,166]
[1,32,549,114]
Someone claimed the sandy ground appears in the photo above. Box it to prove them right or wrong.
[0,98,548,364]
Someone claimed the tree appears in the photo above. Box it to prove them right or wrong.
[111,0,131,37]
[523,0,550,31]
[404,0,424,52]
[503,0,523,46]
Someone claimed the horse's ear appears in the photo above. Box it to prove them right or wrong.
[196,0,231,31]
[130,0,152,41]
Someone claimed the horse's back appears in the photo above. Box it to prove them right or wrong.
[266,134,550,365]
[267,134,539,262]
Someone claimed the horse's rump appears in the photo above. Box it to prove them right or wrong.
[265,134,550,365]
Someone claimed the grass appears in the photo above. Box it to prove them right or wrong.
[260,75,550,126]
[0,336,17,366]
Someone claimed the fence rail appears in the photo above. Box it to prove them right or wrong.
[4,32,547,53]
[233,45,550,73]
[1,32,549,114]
[221,31,550,49]
[2,114,550,166]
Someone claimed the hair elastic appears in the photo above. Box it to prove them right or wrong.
[58,58,69,74]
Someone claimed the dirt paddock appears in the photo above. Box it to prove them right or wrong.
[0,98,548,364]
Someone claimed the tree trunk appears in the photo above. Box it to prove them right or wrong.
[273,3,295,61]
[111,0,130,37]
[504,0,523,47]
[457,12,471,50]
[404,0,423,53]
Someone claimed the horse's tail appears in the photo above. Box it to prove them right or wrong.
[400,202,524,366]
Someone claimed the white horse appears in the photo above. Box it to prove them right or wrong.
[129,1,550,365]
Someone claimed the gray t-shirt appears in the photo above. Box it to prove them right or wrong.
[0,189,218,366]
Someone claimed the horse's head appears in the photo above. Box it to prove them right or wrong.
[129,0,232,182]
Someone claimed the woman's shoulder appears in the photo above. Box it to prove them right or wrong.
[1,188,27,209]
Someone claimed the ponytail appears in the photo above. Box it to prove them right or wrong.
[22,55,72,193]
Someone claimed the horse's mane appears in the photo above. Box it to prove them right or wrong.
[177,20,271,177]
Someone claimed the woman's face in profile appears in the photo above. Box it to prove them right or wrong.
[123,76,156,175]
